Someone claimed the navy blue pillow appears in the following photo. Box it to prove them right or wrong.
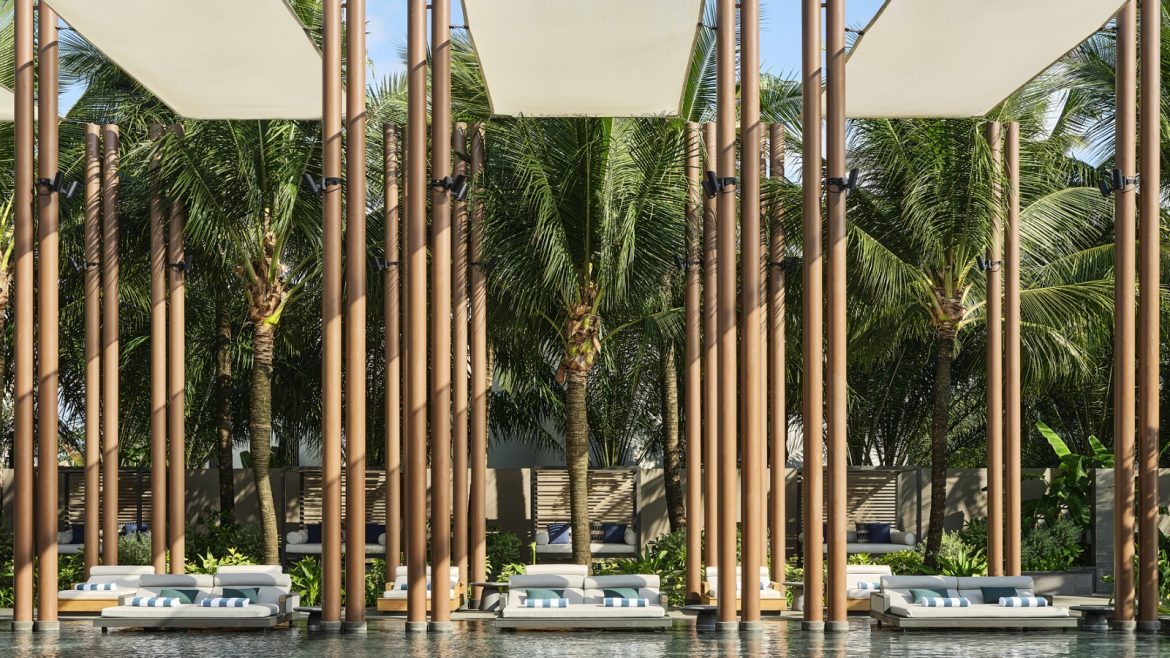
[547,523,571,545]
[365,523,384,545]
[865,523,892,544]
[121,523,149,536]
[305,524,322,544]
[600,523,626,543]
[71,523,85,543]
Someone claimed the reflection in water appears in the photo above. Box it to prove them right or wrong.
[0,618,1162,657]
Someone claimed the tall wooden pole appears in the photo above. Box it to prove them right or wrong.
[469,125,489,606]
[702,122,719,570]
[1113,0,1138,631]
[320,0,344,630]
[985,122,1004,577]
[430,0,454,631]
[344,0,368,629]
[11,0,34,630]
[767,124,786,587]
[684,121,703,604]
[740,0,764,628]
[36,3,61,627]
[801,0,825,631]
[83,124,102,578]
[101,125,121,568]
[715,0,739,632]
[1004,123,1022,577]
[405,0,430,632]
[825,0,849,631]
[1137,0,1161,631]
[385,124,403,579]
[149,124,169,574]
[452,124,471,593]
[167,198,187,574]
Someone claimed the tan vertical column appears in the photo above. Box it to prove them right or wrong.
[985,122,1004,577]
[36,3,61,628]
[149,125,169,574]
[405,0,430,632]
[384,125,402,578]
[430,0,454,630]
[684,122,703,604]
[1113,0,1138,631]
[824,0,848,631]
[1004,123,1022,577]
[102,125,121,567]
[800,0,825,631]
[320,0,344,630]
[11,0,33,630]
[469,125,489,605]
[715,0,738,632]
[1137,0,1161,632]
[452,124,470,592]
[168,199,187,574]
[767,125,786,587]
[83,124,102,578]
[740,0,763,628]
[702,123,719,570]
[344,0,368,629]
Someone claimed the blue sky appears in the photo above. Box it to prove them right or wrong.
[367,1,887,82]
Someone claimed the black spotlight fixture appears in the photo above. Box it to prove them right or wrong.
[170,254,194,273]
[63,180,80,200]
[701,170,737,199]
[827,168,860,195]
[431,175,470,201]
[1098,168,1136,198]
[302,173,342,197]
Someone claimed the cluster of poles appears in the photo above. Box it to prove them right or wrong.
[5,0,1163,637]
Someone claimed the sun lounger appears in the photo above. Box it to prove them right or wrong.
[376,566,465,613]
[700,566,786,612]
[496,568,672,630]
[844,564,891,613]
[58,565,154,614]
[95,570,298,630]
[870,575,1076,630]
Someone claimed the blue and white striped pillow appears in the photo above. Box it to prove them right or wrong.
[201,598,248,608]
[999,596,1047,607]
[920,597,970,607]
[75,582,117,591]
[524,598,569,608]
[130,597,182,607]
[603,598,650,607]
[855,582,881,591]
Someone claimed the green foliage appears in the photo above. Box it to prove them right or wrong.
[118,532,153,566]
[187,548,256,575]
[185,507,264,565]
[600,531,688,607]
[58,554,86,588]
[934,532,988,577]
[365,560,386,608]
[288,557,322,606]
[485,530,524,580]
[1020,518,1085,572]
[872,550,930,576]
[1027,422,1112,527]
[848,552,873,566]
[958,518,988,553]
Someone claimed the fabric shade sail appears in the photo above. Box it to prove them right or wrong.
[47,0,322,120]
[462,0,704,117]
[846,0,1127,118]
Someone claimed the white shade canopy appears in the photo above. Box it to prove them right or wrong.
[47,0,322,120]
[462,0,704,117]
[846,0,1126,118]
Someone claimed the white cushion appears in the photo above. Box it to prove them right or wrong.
[888,603,1069,619]
[535,531,549,545]
[286,530,307,545]
[102,604,278,619]
[500,603,666,619]
[624,529,637,546]
[378,533,386,547]
[58,529,74,544]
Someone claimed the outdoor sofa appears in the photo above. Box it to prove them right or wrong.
[95,568,298,630]
[496,565,671,630]
[843,564,892,612]
[58,565,154,614]
[701,566,786,612]
[285,524,385,557]
[870,575,1076,630]
[376,566,465,613]
[533,524,638,557]
[800,526,918,555]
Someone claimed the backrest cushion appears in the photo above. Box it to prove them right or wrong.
[955,576,1034,604]
[138,574,215,601]
[844,564,892,589]
[392,566,459,582]
[216,565,283,575]
[584,575,660,590]
[87,565,154,590]
[881,575,958,601]
[513,588,585,606]
[508,574,586,590]
[524,564,588,577]
[216,572,292,589]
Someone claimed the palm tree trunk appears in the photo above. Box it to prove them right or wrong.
[662,344,684,533]
[925,326,956,564]
[565,369,592,568]
[215,297,235,520]
[250,320,280,564]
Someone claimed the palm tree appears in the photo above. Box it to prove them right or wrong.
[846,93,1116,560]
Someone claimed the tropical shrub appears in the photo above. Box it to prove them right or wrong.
[185,507,264,564]
[1027,422,1112,528]
[1020,518,1085,572]
[118,532,153,566]
[873,550,929,576]
[289,556,322,606]
[597,531,688,607]
[485,530,524,579]
[365,559,386,607]
[188,548,256,575]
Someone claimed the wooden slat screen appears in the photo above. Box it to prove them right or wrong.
[298,469,388,525]
[799,469,900,528]
[60,468,153,528]
[532,468,636,538]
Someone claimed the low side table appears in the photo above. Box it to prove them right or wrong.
[295,606,323,632]
[1071,605,1114,632]
[683,604,718,633]
[469,581,508,612]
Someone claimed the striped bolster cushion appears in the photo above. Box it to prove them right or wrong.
[201,598,249,608]
[130,597,182,607]
[524,598,569,608]
[919,597,970,607]
[603,598,650,608]
[999,596,1047,607]
[75,583,117,591]
[855,582,880,591]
